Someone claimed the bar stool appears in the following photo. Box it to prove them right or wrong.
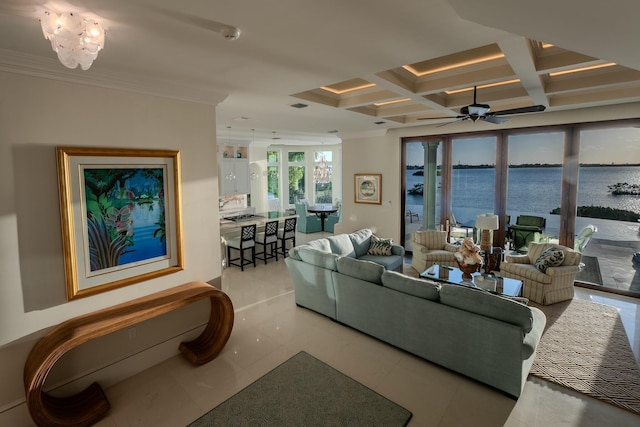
[277,217,297,256]
[227,224,256,271]
[255,220,279,264]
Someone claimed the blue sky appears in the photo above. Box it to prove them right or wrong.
[406,127,640,166]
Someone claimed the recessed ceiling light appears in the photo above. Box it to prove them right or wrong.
[291,103,308,109]
[403,53,505,77]
[548,62,616,77]
[232,116,249,121]
[374,98,412,107]
[328,130,339,133]
[320,83,376,94]
[445,79,520,95]
[374,121,386,125]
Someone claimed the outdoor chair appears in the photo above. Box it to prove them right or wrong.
[227,224,257,271]
[508,215,546,253]
[501,242,581,305]
[574,224,597,253]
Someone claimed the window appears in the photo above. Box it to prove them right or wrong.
[452,136,496,231]
[576,126,640,289]
[288,151,305,204]
[267,150,280,210]
[314,151,333,204]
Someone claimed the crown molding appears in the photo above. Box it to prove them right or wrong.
[0,49,227,106]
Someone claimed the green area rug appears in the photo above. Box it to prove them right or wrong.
[188,351,412,426]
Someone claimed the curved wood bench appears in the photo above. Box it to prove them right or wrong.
[24,281,234,427]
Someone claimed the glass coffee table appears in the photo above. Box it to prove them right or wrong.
[420,264,522,297]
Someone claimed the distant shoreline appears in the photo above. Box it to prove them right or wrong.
[406,163,640,170]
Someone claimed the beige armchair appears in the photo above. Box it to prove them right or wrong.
[411,230,459,273]
[501,242,582,305]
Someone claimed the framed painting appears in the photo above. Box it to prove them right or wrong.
[354,173,382,204]
[56,147,184,300]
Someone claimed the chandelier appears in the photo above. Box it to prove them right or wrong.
[313,154,332,184]
[39,10,105,70]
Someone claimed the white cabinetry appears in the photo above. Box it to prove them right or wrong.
[220,159,250,195]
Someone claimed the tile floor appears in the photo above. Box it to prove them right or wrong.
[91,232,640,427]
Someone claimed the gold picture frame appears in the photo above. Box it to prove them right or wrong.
[354,173,382,204]
[57,147,184,300]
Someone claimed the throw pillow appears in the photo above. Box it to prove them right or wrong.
[367,235,393,256]
[534,248,565,273]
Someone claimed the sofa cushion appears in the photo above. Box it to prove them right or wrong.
[327,234,356,257]
[307,238,332,252]
[297,247,339,271]
[349,229,373,257]
[534,248,565,273]
[336,256,384,285]
[439,284,533,332]
[381,271,439,300]
[367,235,393,256]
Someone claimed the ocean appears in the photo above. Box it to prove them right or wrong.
[406,166,640,227]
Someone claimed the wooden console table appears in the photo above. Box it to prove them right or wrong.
[24,281,234,427]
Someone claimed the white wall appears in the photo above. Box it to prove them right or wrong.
[0,71,223,420]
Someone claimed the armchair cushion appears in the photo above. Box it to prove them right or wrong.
[534,248,565,273]
[297,247,339,270]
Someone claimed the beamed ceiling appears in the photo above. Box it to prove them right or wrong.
[292,41,640,127]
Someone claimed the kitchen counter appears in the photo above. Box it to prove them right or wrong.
[220,211,298,234]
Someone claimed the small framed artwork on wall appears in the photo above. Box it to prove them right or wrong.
[354,173,382,204]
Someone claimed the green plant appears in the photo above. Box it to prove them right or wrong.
[550,206,640,222]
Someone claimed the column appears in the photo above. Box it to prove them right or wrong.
[422,141,440,230]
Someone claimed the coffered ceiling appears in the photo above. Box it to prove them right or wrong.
[0,0,638,144]
[292,40,640,127]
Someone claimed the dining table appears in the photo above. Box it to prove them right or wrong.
[306,204,338,232]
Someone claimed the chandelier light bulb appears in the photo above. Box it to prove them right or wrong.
[39,10,105,70]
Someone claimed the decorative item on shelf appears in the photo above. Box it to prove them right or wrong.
[454,237,483,280]
[313,153,332,184]
[476,213,499,253]
[39,10,105,70]
[236,152,242,158]
[223,151,229,158]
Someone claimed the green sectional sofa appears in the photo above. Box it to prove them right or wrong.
[285,229,546,398]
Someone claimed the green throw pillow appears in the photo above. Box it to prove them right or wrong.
[534,248,565,273]
[367,235,393,256]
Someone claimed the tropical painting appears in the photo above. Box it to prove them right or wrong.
[57,147,183,300]
[83,167,167,273]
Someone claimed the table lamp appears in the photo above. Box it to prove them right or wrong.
[475,213,499,253]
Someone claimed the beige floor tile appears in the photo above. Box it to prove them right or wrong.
[91,237,640,427]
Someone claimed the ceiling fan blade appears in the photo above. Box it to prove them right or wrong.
[416,116,459,121]
[481,115,509,124]
[437,117,468,127]
[488,105,546,116]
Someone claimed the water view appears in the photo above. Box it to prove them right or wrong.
[406,166,640,228]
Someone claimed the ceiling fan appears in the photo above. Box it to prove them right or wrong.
[418,86,546,126]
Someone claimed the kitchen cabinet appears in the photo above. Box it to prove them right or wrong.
[220,158,249,195]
